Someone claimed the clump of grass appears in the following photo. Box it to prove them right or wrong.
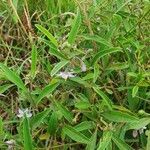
[0,0,150,149]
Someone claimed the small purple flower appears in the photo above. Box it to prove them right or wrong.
[17,108,32,118]
[5,139,15,149]
[132,130,138,138]
[139,126,147,134]
[81,61,86,72]
[133,126,147,138]
[57,71,75,80]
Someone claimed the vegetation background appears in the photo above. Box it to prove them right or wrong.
[0,0,150,149]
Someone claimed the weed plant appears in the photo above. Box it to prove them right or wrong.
[0,0,150,149]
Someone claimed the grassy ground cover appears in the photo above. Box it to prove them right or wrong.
[0,0,150,149]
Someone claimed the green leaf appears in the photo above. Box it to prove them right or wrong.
[23,117,33,150]
[102,110,139,123]
[112,134,133,150]
[92,47,122,65]
[70,77,90,87]
[63,125,90,144]
[68,10,81,44]
[35,24,58,47]
[74,121,95,131]
[55,101,73,123]
[11,0,19,23]
[0,84,13,94]
[93,86,113,110]
[105,14,122,40]
[0,63,27,92]
[106,62,129,71]
[115,0,132,13]
[127,118,150,130]
[36,82,59,104]
[75,101,91,110]
[31,45,37,79]
[82,35,112,47]
[0,117,3,136]
[51,60,69,76]
[86,129,97,150]
[43,39,68,60]
[146,130,150,150]
[48,112,58,135]
[31,109,51,130]
[93,63,100,83]
[132,85,139,98]
[97,131,112,150]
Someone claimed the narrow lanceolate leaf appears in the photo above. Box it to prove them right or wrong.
[97,131,112,150]
[92,47,122,65]
[0,63,27,92]
[115,0,132,13]
[35,24,58,47]
[31,109,51,130]
[42,39,67,60]
[146,131,150,150]
[82,35,112,47]
[23,117,33,150]
[70,77,90,87]
[112,134,133,150]
[55,101,73,123]
[132,85,139,98]
[0,84,13,94]
[48,112,58,135]
[75,101,91,110]
[127,118,150,130]
[93,86,113,110]
[68,10,81,44]
[0,117,3,135]
[74,121,95,132]
[51,60,69,76]
[86,129,97,150]
[63,125,90,144]
[93,63,100,83]
[31,45,37,79]
[102,110,139,123]
[36,82,59,104]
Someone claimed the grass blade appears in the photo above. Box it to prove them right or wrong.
[42,39,68,60]
[0,63,27,92]
[0,84,13,94]
[36,82,59,104]
[31,109,51,130]
[102,110,139,122]
[51,60,69,76]
[68,10,81,44]
[93,86,113,110]
[82,35,112,47]
[31,45,37,79]
[36,24,58,47]
[63,125,90,144]
[92,47,122,65]
[23,117,33,150]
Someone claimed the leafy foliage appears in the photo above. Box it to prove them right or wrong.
[0,0,149,149]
